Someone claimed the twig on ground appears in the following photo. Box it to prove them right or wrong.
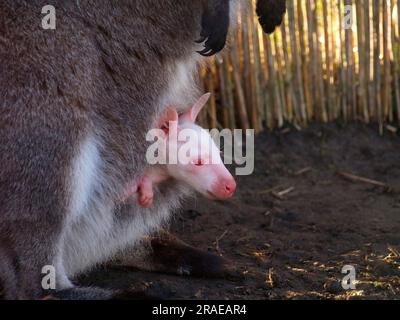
[388,246,400,258]
[386,125,398,133]
[294,167,312,176]
[258,185,284,195]
[265,268,275,288]
[272,187,295,199]
[337,171,390,189]
[214,230,229,254]
[236,235,252,243]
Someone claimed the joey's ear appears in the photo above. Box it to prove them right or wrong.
[158,107,179,135]
[180,93,211,123]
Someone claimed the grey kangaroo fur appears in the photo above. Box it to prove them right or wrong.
[0,0,286,299]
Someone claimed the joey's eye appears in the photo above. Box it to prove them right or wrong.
[192,159,205,166]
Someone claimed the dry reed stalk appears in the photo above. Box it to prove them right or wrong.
[264,34,283,127]
[398,0,400,121]
[249,5,265,131]
[314,0,328,122]
[281,18,296,122]
[306,0,317,120]
[356,0,370,122]
[344,0,356,120]
[382,0,392,122]
[230,35,250,131]
[364,0,373,119]
[392,0,400,123]
[198,67,207,127]
[288,0,307,123]
[216,57,230,129]
[198,0,399,133]
[297,0,313,119]
[323,0,334,121]
[273,32,287,123]
[373,0,383,133]
[338,0,348,121]
[206,66,218,128]
[241,8,257,128]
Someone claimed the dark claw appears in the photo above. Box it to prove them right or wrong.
[196,0,286,57]
[256,0,287,34]
[197,49,215,57]
[195,36,207,44]
[197,48,213,57]
[197,0,230,57]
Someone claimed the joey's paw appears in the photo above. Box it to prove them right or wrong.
[197,0,230,56]
[138,194,154,208]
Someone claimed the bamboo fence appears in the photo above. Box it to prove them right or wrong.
[200,0,400,134]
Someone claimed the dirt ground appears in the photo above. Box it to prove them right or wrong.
[80,123,400,300]
[3,124,397,300]
[78,123,400,300]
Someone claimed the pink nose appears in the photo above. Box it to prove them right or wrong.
[212,178,236,199]
[225,180,236,194]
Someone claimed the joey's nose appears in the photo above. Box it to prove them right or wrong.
[224,180,236,195]
[212,178,236,199]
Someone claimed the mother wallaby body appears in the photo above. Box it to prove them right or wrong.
[0,0,207,299]
[0,0,285,299]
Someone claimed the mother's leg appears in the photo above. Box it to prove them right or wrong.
[0,144,68,299]
[112,230,237,279]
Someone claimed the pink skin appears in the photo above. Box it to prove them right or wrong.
[136,167,169,208]
[122,94,236,208]
[120,169,168,208]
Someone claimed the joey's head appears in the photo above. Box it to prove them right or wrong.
[158,94,236,200]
